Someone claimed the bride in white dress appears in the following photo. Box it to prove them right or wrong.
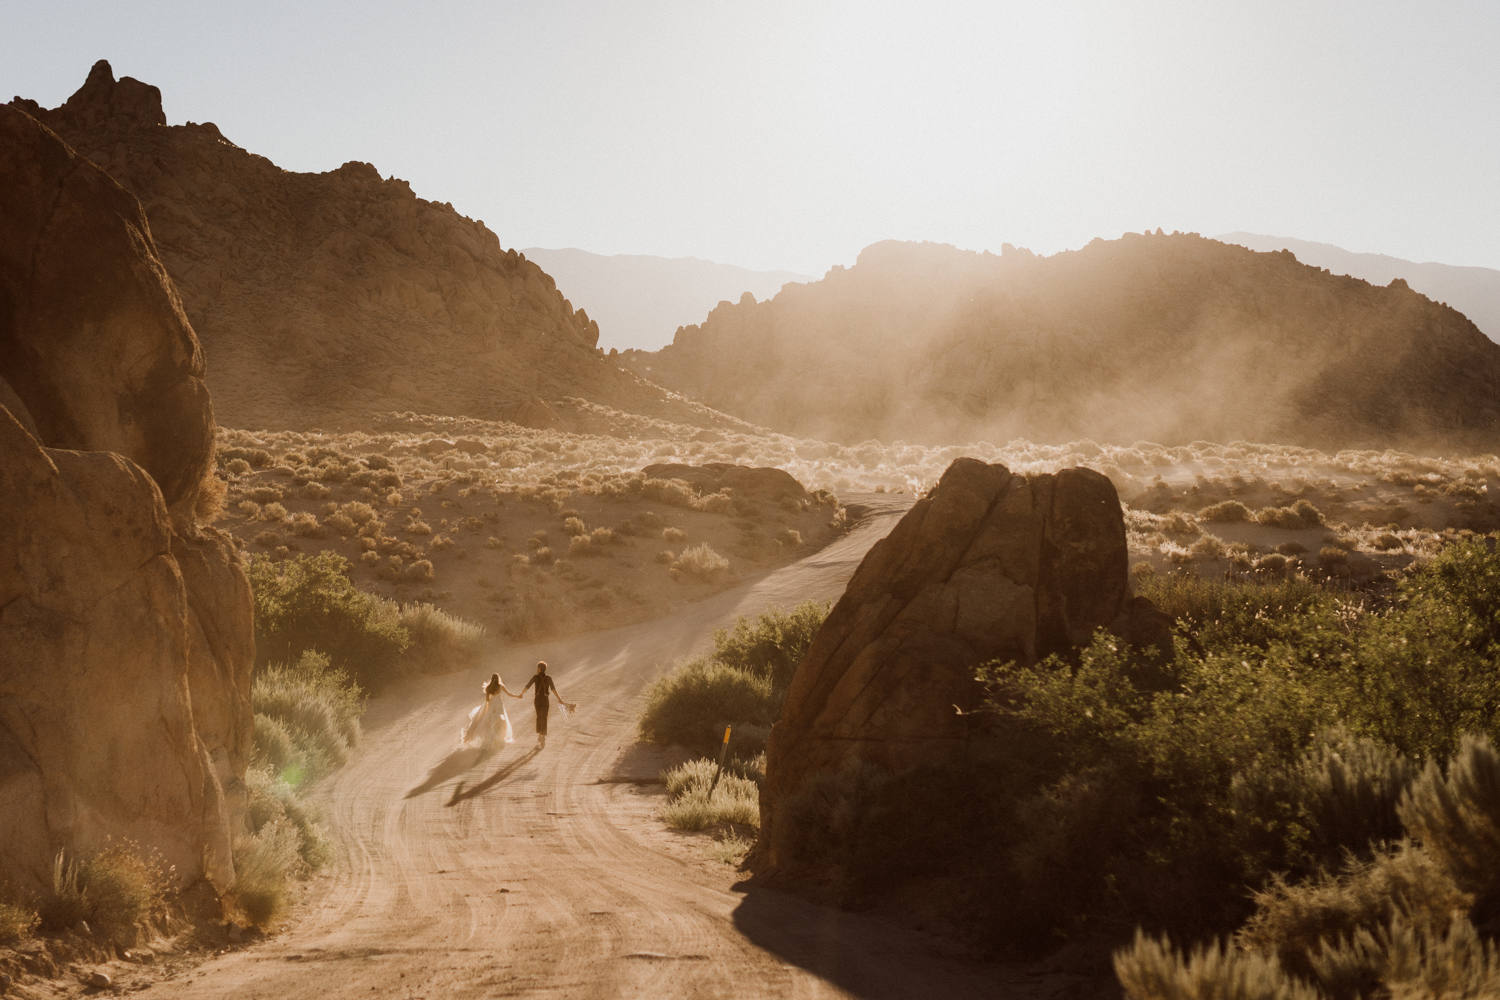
[460,673,515,748]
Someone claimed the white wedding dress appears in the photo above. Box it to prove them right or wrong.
[459,684,514,748]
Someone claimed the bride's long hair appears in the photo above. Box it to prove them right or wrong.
[485,673,501,698]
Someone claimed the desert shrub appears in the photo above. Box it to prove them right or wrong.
[1319,546,1348,565]
[1190,535,1226,560]
[404,559,435,583]
[777,528,803,547]
[253,529,282,548]
[253,712,298,772]
[1237,844,1468,982]
[638,658,774,749]
[227,819,302,927]
[1279,541,1309,555]
[400,602,485,674]
[590,527,618,546]
[247,551,410,690]
[1374,533,1404,551]
[196,470,227,521]
[563,516,587,536]
[655,549,674,563]
[1255,500,1324,529]
[244,766,333,869]
[1199,500,1253,523]
[638,601,829,754]
[302,481,331,499]
[642,477,697,507]
[42,842,171,934]
[674,542,729,578]
[659,760,761,831]
[663,526,687,543]
[290,512,325,538]
[325,512,357,536]
[403,517,432,535]
[252,650,363,781]
[1230,729,1420,878]
[225,458,253,476]
[247,486,283,504]
[711,600,828,691]
[693,492,735,514]
[569,534,592,556]
[1114,932,1319,1000]
[1397,734,1500,911]
[772,761,891,866]
[532,546,555,566]
[0,898,38,940]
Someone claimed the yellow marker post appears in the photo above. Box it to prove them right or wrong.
[708,725,732,796]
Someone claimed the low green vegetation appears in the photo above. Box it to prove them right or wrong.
[771,537,1500,982]
[638,600,828,757]
[236,553,484,926]
[640,603,827,861]
[247,551,485,692]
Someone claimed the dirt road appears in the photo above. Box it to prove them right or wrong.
[154,496,1044,1000]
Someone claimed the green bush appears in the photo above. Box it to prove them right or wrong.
[638,658,774,749]
[637,601,829,754]
[247,552,409,691]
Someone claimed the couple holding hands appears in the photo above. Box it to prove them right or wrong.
[460,661,576,750]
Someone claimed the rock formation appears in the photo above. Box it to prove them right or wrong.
[8,62,739,433]
[641,462,811,504]
[759,457,1162,860]
[0,104,253,896]
[623,236,1500,452]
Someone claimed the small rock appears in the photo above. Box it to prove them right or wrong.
[75,920,92,936]
[87,970,112,988]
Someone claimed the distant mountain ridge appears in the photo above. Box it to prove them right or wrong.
[621,234,1500,452]
[520,248,810,352]
[1218,232,1500,341]
[5,61,734,432]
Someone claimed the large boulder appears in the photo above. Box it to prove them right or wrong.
[759,457,1143,859]
[0,105,252,897]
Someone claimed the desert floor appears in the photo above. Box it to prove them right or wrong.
[131,493,1072,1000]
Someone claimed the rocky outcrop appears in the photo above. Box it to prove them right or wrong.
[623,236,1500,452]
[0,104,253,896]
[8,62,744,434]
[760,458,1150,859]
[641,463,811,503]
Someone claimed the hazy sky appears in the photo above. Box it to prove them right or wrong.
[6,1,1498,276]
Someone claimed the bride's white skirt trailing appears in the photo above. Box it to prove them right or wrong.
[460,697,513,748]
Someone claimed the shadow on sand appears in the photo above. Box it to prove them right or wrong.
[446,747,541,806]
[729,883,1002,1000]
[405,747,485,799]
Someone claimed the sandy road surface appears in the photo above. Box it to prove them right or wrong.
[154,496,1046,1000]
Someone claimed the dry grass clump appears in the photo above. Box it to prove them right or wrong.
[226,820,302,928]
[400,602,485,673]
[1115,932,1320,1000]
[1199,500,1252,523]
[673,542,729,578]
[1397,734,1500,911]
[42,842,171,935]
[663,526,687,543]
[0,897,39,940]
[563,516,587,536]
[659,759,761,831]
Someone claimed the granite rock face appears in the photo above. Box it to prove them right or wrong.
[8,62,743,434]
[759,458,1145,859]
[0,105,253,896]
